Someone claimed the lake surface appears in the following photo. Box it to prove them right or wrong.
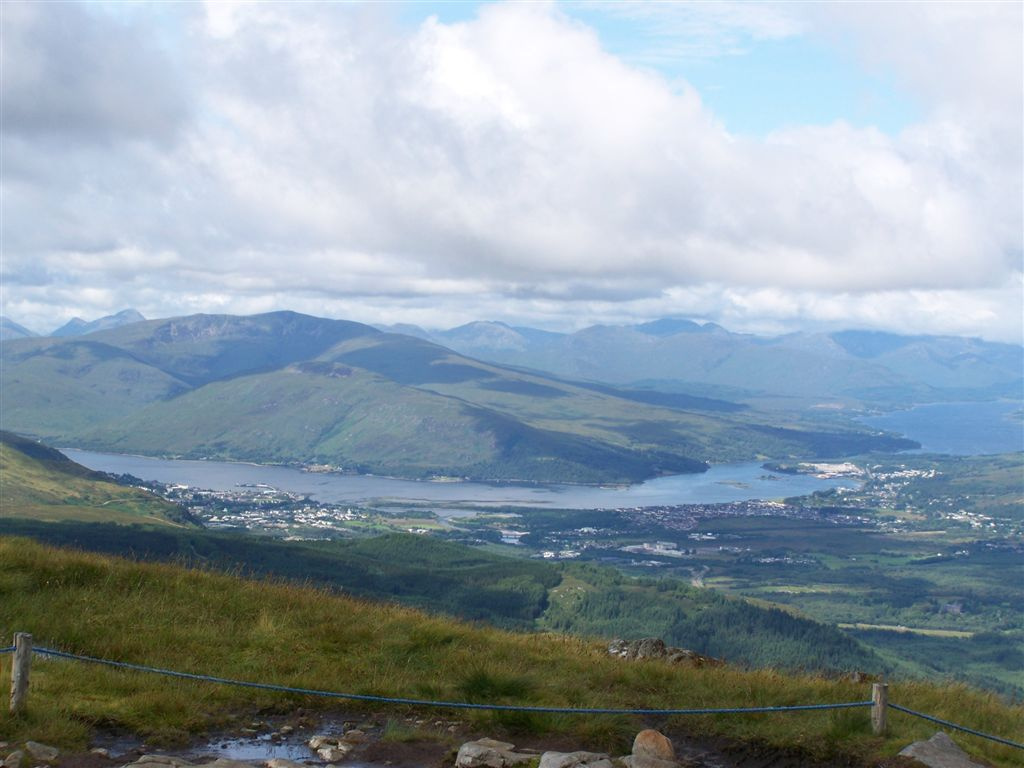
[64,450,851,510]
[859,400,1023,456]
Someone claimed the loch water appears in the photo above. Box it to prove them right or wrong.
[65,451,850,510]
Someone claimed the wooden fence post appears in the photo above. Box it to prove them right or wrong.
[9,632,32,715]
[871,682,888,736]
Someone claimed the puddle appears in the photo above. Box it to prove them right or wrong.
[190,735,313,762]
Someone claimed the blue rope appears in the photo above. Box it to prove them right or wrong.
[0,646,14,654]
[889,703,1024,750]
[33,647,869,716]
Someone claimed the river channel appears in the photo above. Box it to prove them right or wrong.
[64,450,852,510]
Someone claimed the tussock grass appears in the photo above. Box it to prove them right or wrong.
[0,537,1020,765]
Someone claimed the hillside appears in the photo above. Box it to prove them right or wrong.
[0,519,883,674]
[0,538,1020,767]
[404,320,1024,406]
[0,431,194,527]
[0,311,916,483]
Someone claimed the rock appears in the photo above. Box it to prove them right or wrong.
[607,639,721,667]
[455,739,535,768]
[316,746,350,763]
[340,730,365,744]
[266,760,305,768]
[634,639,667,659]
[632,731,674,762]
[24,744,58,764]
[90,749,110,758]
[474,740,516,751]
[307,736,331,750]
[278,726,294,736]
[538,751,613,768]
[898,732,988,768]
[4,750,24,768]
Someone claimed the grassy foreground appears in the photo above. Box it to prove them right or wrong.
[0,538,1021,766]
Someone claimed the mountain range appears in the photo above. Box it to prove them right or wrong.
[0,308,146,340]
[0,311,915,483]
[384,319,1023,405]
[51,308,146,337]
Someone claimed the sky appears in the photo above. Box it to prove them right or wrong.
[1,0,1022,342]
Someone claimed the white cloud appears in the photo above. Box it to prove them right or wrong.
[1,1,1020,342]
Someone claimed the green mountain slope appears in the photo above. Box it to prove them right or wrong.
[1,311,916,482]
[0,431,193,526]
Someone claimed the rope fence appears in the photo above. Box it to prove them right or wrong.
[889,703,1024,750]
[6,634,1022,751]
[32,646,870,716]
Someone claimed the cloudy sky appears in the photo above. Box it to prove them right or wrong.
[2,0,1022,341]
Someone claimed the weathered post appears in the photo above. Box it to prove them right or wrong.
[9,632,32,714]
[871,682,888,736]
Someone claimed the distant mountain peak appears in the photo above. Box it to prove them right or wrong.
[638,319,712,335]
[0,316,39,341]
[52,308,146,337]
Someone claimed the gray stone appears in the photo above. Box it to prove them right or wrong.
[132,757,194,767]
[316,746,350,763]
[473,739,516,752]
[634,638,666,659]
[4,750,24,768]
[307,737,332,750]
[607,639,721,667]
[90,749,111,759]
[538,751,613,768]
[24,744,58,764]
[455,740,535,768]
[898,732,988,768]
[278,726,294,736]
[340,730,365,744]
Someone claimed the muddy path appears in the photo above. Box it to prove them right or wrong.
[63,710,865,768]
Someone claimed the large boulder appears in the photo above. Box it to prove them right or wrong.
[631,731,674,762]
[898,732,988,768]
